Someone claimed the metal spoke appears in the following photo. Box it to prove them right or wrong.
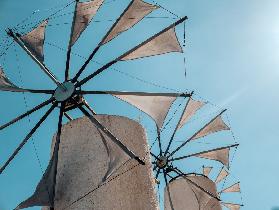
[65,0,79,81]
[51,102,65,210]
[0,97,55,131]
[164,96,191,155]
[169,144,239,162]
[76,103,145,165]
[80,90,190,97]
[64,112,73,121]
[167,109,227,158]
[163,169,175,210]
[75,16,188,87]
[1,89,54,94]
[0,102,57,174]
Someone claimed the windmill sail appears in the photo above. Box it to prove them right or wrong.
[222,203,241,210]
[102,0,158,44]
[195,147,230,167]
[192,115,230,140]
[15,144,58,209]
[164,175,221,210]
[220,182,241,193]
[178,98,205,129]
[215,167,229,184]
[0,67,22,92]
[20,20,48,63]
[120,26,182,60]
[70,0,104,46]
[203,166,213,177]
[113,94,176,129]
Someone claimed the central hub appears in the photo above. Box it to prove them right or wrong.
[156,156,168,169]
[54,81,75,102]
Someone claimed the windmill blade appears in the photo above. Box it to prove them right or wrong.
[0,66,53,93]
[101,0,158,44]
[113,94,177,129]
[220,182,241,193]
[177,97,205,129]
[19,20,48,63]
[16,104,65,209]
[215,167,229,184]
[170,144,239,168]
[76,16,187,87]
[0,97,55,131]
[77,104,145,165]
[69,0,105,47]
[0,66,23,92]
[163,170,175,210]
[0,103,57,175]
[168,110,229,157]
[203,166,213,177]
[222,202,242,210]
[80,90,190,97]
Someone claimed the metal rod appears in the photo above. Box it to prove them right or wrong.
[7,29,63,88]
[71,0,135,83]
[83,99,96,115]
[167,109,227,158]
[51,103,65,208]
[0,97,55,131]
[80,90,191,97]
[157,126,163,156]
[65,0,79,81]
[164,95,192,156]
[64,112,73,121]
[163,169,175,210]
[76,16,188,87]
[1,88,54,94]
[77,104,145,165]
[0,102,57,174]
[169,144,239,162]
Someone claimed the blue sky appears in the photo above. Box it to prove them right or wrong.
[0,0,279,209]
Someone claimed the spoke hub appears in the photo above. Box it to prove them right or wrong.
[54,81,75,102]
[156,156,168,169]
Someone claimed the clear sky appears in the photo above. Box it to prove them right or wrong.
[0,0,279,210]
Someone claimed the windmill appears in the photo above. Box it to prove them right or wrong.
[144,96,244,209]
[0,0,243,210]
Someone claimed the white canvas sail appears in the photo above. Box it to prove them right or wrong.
[21,20,48,63]
[70,0,104,46]
[102,0,158,44]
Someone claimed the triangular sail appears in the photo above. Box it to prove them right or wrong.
[222,203,241,210]
[0,66,22,92]
[178,98,205,129]
[195,147,230,167]
[220,182,241,193]
[113,94,176,129]
[192,115,230,140]
[15,145,58,209]
[203,166,213,177]
[120,26,182,60]
[70,0,104,46]
[20,20,48,63]
[215,167,229,184]
[98,129,129,182]
[102,0,158,44]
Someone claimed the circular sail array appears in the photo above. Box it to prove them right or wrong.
[0,0,243,210]
[0,0,190,209]
[144,96,243,209]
